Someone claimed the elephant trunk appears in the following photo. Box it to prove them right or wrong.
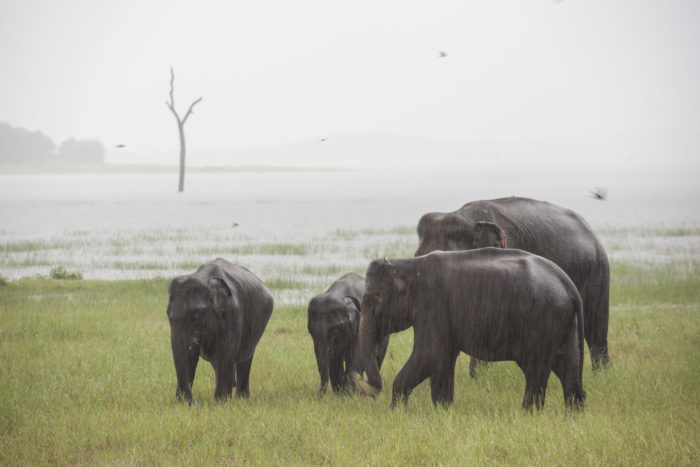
[313,340,330,396]
[357,308,382,396]
[171,331,195,405]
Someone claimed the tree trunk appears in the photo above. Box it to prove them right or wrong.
[166,67,202,194]
[178,123,186,193]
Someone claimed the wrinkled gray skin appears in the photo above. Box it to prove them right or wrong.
[359,249,586,410]
[307,273,389,396]
[166,258,274,404]
[416,197,610,370]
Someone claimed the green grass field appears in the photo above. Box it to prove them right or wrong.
[1,230,699,465]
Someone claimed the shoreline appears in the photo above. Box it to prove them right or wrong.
[0,163,346,175]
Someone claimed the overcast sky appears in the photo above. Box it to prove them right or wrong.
[1,0,698,165]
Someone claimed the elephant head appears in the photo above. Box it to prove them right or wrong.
[358,258,414,395]
[166,274,239,404]
[307,295,360,395]
[415,212,506,257]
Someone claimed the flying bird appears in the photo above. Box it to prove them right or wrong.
[318,137,327,142]
[114,144,126,149]
[590,188,608,201]
[438,51,447,58]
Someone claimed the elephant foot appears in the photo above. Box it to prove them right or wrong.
[591,348,611,371]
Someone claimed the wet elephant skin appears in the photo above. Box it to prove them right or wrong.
[415,197,610,370]
[359,249,586,411]
[166,258,273,404]
[307,272,389,396]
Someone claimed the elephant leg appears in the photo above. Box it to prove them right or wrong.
[431,349,459,408]
[214,362,236,401]
[234,356,253,398]
[391,351,432,408]
[329,353,346,394]
[588,329,610,371]
[518,360,550,411]
[552,331,586,410]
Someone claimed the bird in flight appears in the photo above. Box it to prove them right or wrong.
[318,137,327,142]
[114,144,126,149]
[590,187,608,201]
[438,51,447,58]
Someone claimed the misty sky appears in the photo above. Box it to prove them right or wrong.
[1,0,698,165]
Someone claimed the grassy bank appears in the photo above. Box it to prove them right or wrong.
[1,259,698,465]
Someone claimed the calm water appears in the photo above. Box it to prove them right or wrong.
[1,164,698,232]
[1,164,698,280]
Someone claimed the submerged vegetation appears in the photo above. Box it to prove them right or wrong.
[0,227,698,464]
[48,266,83,280]
[2,225,698,286]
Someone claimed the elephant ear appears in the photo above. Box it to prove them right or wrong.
[166,276,185,319]
[208,275,237,316]
[474,221,507,248]
[342,296,361,331]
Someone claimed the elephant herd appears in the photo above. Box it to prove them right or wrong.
[166,197,610,411]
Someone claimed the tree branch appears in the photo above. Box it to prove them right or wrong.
[181,97,203,124]
[168,67,175,110]
[166,67,182,122]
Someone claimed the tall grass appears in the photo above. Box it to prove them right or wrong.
[1,256,698,464]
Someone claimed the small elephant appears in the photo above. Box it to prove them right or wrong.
[166,258,274,404]
[307,272,389,396]
[415,197,610,369]
[358,249,586,411]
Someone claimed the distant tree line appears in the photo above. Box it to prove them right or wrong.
[0,122,105,164]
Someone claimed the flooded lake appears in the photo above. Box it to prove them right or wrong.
[1,163,699,287]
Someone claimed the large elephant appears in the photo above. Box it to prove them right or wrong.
[358,249,586,410]
[166,258,273,404]
[307,272,389,396]
[415,197,610,369]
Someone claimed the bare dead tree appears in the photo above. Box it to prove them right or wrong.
[166,67,203,192]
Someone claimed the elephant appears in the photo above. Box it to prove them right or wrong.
[357,248,586,411]
[307,272,389,396]
[415,197,610,370]
[166,258,273,404]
